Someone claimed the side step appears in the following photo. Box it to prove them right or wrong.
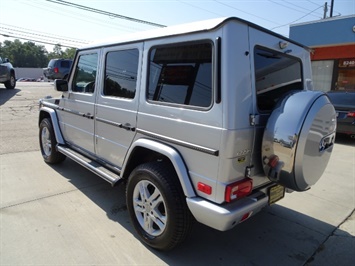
[57,145,122,185]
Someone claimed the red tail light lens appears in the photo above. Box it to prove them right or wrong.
[225,178,253,202]
[197,182,212,195]
[54,67,59,73]
[347,112,355,117]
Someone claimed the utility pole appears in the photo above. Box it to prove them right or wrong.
[323,2,328,19]
[330,0,334,17]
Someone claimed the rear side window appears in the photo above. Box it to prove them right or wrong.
[147,42,212,108]
[104,49,139,99]
[60,61,71,68]
[254,46,303,111]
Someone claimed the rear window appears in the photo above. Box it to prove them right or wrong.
[147,42,212,108]
[48,60,56,67]
[254,46,303,111]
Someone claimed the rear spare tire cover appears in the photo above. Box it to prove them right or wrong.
[262,91,336,191]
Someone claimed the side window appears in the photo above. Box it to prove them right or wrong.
[148,42,212,108]
[254,46,303,111]
[72,53,98,93]
[104,49,139,99]
[61,61,70,68]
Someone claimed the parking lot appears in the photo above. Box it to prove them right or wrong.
[1,82,354,265]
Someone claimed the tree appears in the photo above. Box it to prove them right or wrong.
[48,44,76,61]
[0,39,48,67]
[0,40,76,67]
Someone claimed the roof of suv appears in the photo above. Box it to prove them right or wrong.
[83,17,309,51]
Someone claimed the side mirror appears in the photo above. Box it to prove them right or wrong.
[4,58,10,63]
[54,79,68,91]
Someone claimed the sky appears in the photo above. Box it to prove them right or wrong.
[0,0,354,52]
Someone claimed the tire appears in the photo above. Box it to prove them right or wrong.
[5,73,16,89]
[39,118,66,164]
[126,162,193,250]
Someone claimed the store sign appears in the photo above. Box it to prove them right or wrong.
[339,59,355,68]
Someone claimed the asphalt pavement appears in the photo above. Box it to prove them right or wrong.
[0,82,354,265]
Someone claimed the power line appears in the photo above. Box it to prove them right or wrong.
[0,26,88,45]
[213,0,280,25]
[24,0,146,33]
[0,32,77,49]
[0,23,88,43]
[271,5,324,30]
[268,0,321,18]
[45,0,166,28]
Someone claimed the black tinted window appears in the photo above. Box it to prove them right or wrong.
[72,53,98,93]
[148,42,212,108]
[104,49,139,99]
[254,47,303,111]
[60,61,71,68]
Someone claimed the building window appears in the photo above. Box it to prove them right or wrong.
[311,60,334,92]
[336,59,355,91]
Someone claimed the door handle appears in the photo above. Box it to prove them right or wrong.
[83,113,94,119]
[119,123,135,131]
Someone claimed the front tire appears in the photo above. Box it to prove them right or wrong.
[39,118,66,164]
[5,73,16,89]
[126,162,193,250]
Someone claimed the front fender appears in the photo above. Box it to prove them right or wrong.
[39,106,65,145]
[123,138,196,198]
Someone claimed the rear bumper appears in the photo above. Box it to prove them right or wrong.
[186,191,269,231]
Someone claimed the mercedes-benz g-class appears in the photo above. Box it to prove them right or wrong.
[38,17,336,250]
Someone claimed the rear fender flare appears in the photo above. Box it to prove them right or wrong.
[123,138,196,198]
[39,107,65,145]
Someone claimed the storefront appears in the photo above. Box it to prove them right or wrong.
[290,15,355,92]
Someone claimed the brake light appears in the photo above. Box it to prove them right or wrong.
[347,112,355,117]
[54,67,59,73]
[225,178,253,202]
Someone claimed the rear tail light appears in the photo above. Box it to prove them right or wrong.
[225,178,253,202]
[347,112,355,117]
[54,67,59,73]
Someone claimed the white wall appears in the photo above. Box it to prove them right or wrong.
[14,68,48,81]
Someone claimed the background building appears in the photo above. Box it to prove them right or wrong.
[290,15,355,92]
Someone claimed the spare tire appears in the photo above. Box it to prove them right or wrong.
[262,90,336,191]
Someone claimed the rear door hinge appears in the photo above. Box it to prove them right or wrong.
[249,114,260,126]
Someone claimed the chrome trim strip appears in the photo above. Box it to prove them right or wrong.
[96,117,122,128]
[136,129,219,156]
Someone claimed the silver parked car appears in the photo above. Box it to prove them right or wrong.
[38,17,336,250]
[0,57,16,89]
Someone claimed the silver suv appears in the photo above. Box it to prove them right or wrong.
[0,57,16,89]
[38,17,336,250]
[43,58,72,80]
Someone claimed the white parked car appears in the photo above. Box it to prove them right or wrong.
[38,17,336,250]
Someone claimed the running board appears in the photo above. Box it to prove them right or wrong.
[57,145,122,185]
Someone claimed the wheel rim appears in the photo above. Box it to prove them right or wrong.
[10,76,15,87]
[133,180,167,237]
[41,127,52,156]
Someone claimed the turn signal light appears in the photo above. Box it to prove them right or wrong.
[225,178,253,202]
